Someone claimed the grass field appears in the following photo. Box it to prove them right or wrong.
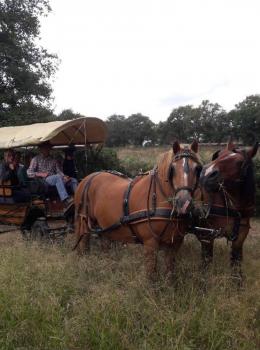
[115,145,235,176]
[0,221,259,350]
[0,145,260,350]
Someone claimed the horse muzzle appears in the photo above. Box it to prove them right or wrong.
[174,191,194,216]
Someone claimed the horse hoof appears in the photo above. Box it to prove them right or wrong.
[231,273,244,290]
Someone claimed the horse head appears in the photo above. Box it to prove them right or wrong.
[166,140,202,216]
[200,141,259,198]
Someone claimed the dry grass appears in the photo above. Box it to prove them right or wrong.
[0,221,259,349]
[116,146,221,176]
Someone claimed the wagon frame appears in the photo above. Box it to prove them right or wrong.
[0,117,107,240]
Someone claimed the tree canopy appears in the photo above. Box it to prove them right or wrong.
[0,0,58,126]
[105,95,260,146]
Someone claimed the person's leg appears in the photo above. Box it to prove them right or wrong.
[68,177,78,193]
[45,175,69,201]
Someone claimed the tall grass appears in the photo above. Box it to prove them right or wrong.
[116,146,219,177]
[0,225,259,349]
[0,145,259,349]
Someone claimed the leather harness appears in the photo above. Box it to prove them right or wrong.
[74,151,202,248]
[199,150,255,241]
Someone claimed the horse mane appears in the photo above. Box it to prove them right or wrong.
[156,150,173,182]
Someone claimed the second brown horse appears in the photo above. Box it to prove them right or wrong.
[74,141,202,278]
[199,140,258,282]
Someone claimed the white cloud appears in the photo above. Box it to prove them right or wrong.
[40,0,260,122]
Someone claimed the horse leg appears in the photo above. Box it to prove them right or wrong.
[163,238,184,281]
[230,226,249,285]
[144,240,159,281]
[100,236,112,252]
[200,239,214,270]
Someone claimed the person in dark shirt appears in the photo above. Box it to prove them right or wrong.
[0,149,30,202]
[0,149,19,185]
[63,146,78,179]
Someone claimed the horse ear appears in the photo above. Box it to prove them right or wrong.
[190,140,198,153]
[172,141,181,154]
[226,137,235,151]
[247,142,259,158]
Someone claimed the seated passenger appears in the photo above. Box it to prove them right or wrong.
[0,149,30,202]
[27,141,78,206]
[63,146,78,179]
[14,151,30,187]
[0,149,19,185]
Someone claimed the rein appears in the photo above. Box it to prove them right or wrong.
[74,151,201,246]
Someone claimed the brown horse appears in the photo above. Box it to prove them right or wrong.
[74,141,202,278]
[198,140,258,282]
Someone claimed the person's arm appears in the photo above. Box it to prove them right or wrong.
[27,157,48,178]
[27,157,38,178]
[17,165,29,186]
[54,159,64,177]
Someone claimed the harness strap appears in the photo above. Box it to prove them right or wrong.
[89,208,176,235]
[77,172,102,217]
[208,205,240,218]
[207,205,241,241]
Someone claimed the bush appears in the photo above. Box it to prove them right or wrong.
[75,147,126,179]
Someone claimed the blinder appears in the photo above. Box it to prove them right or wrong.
[211,150,220,161]
[205,149,253,192]
[196,165,202,177]
[167,165,175,183]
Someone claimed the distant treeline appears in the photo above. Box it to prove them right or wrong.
[105,95,260,146]
[1,94,259,147]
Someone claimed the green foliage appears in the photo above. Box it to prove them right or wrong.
[57,108,84,121]
[106,114,128,147]
[0,0,58,126]
[75,147,125,179]
[106,113,155,147]
[105,96,260,147]
[157,101,230,144]
[228,95,260,144]
[126,113,155,146]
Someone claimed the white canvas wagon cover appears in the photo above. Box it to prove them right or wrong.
[0,117,107,149]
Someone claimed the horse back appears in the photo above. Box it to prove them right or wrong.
[75,172,130,224]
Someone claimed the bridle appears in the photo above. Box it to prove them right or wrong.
[208,149,252,190]
[167,150,202,196]
[198,149,255,241]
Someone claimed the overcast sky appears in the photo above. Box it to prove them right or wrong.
[40,0,260,122]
